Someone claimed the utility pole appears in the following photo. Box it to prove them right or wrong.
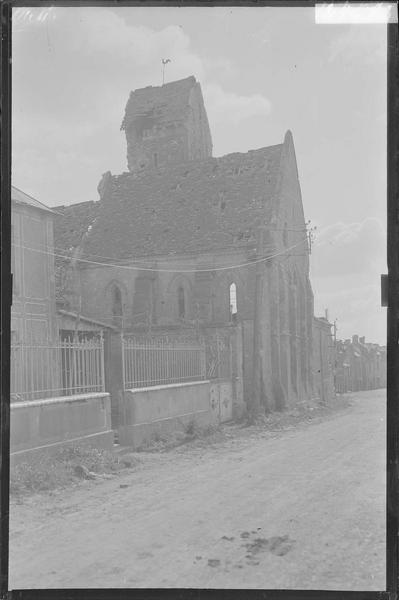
[306,220,317,254]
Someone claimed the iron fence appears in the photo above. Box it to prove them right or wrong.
[10,336,105,402]
[122,334,207,389]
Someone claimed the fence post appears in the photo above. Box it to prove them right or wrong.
[165,337,170,383]
[201,337,206,380]
[121,332,125,392]
[100,331,105,392]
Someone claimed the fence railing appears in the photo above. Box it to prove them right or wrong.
[122,334,207,389]
[10,336,105,402]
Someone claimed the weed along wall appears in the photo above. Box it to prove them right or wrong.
[10,392,113,466]
[119,380,233,449]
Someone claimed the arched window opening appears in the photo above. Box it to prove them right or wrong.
[178,286,185,319]
[229,283,237,320]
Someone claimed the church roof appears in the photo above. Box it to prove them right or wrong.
[121,76,198,131]
[81,143,283,261]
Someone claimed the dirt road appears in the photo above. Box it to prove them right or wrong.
[9,390,386,590]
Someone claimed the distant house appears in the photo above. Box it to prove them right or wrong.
[54,76,319,413]
[335,335,386,393]
[364,341,386,389]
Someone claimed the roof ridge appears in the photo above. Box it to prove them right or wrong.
[53,199,98,211]
[130,75,196,94]
[111,143,283,183]
[12,185,55,213]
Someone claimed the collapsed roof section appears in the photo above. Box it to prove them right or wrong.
[82,143,283,261]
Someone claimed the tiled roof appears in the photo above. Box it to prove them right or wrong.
[11,186,55,213]
[121,76,198,131]
[82,144,283,261]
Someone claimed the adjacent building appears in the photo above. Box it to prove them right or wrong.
[10,186,108,402]
[11,186,58,345]
[10,187,61,401]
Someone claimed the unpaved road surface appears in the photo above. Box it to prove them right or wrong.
[9,390,386,590]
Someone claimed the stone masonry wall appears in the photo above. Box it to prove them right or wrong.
[261,131,314,409]
[73,131,313,413]
[123,78,212,174]
[77,250,256,332]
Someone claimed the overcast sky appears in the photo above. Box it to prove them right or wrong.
[11,5,387,344]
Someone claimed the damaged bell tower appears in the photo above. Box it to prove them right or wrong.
[120,76,213,174]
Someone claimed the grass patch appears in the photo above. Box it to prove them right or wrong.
[10,444,140,499]
[136,421,221,452]
[240,394,353,431]
[134,396,352,453]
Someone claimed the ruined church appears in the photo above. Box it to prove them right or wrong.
[55,75,316,413]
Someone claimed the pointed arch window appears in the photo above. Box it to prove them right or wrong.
[229,282,237,319]
[178,285,185,319]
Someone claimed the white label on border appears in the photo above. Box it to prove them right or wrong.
[316,3,398,24]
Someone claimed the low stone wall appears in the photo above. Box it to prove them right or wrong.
[119,380,232,449]
[10,392,113,465]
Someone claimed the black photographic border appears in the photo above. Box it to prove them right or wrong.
[1,2,397,598]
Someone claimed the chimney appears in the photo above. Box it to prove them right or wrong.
[360,336,365,344]
[352,335,359,344]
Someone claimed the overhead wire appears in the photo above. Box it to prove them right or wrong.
[29,224,310,265]
[12,237,310,274]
